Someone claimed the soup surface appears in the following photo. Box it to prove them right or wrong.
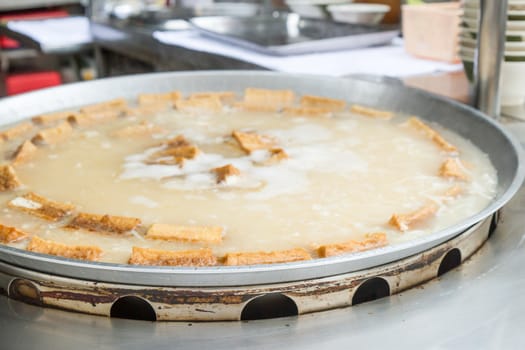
[0,90,497,266]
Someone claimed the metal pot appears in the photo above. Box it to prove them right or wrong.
[0,71,522,288]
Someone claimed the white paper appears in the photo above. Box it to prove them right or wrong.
[154,30,463,78]
[7,17,92,51]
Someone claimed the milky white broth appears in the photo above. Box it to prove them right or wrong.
[0,101,497,263]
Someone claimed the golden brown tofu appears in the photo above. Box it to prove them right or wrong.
[389,202,439,232]
[12,140,37,165]
[0,223,28,243]
[188,91,236,105]
[137,91,181,106]
[147,135,200,167]
[439,158,469,180]
[68,110,120,127]
[31,121,72,145]
[8,192,75,221]
[27,236,102,261]
[211,164,241,183]
[317,233,388,258]
[0,122,34,141]
[0,164,21,191]
[240,88,295,112]
[124,103,170,117]
[350,104,393,119]
[146,224,223,244]
[232,130,274,154]
[32,111,76,125]
[282,106,333,118]
[300,95,346,112]
[128,246,217,266]
[175,96,222,113]
[407,117,458,153]
[66,212,141,235]
[223,248,312,266]
[267,148,289,163]
[80,98,128,114]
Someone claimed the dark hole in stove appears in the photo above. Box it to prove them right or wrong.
[352,277,390,305]
[110,296,156,321]
[438,248,462,277]
[8,278,42,306]
[241,293,298,321]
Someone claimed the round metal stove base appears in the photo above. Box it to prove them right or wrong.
[0,217,492,321]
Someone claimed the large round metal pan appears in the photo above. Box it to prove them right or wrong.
[0,71,522,287]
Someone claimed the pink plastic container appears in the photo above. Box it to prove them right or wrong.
[402,2,462,63]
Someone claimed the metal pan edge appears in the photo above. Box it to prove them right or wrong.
[0,71,522,287]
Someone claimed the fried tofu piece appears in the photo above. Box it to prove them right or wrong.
[68,109,121,127]
[232,130,274,154]
[0,223,28,243]
[80,98,128,114]
[211,164,240,184]
[189,91,236,105]
[12,140,37,165]
[317,233,387,258]
[0,122,34,141]
[152,145,200,160]
[407,117,458,153]
[0,165,21,191]
[31,121,72,145]
[138,91,181,106]
[66,212,141,235]
[439,158,469,180]
[268,148,289,163]
[112,121,165,138]
[350,104,394,119]
[124,103,170,117]
[129,246,217,266]
[300,95,346,112]
[224,248,312,266]
[8,192,75,221]
[146,224,223,244]
[161,135,191,148]
[147,135,200,166]
[389,202,439,232]
[27,236,102,261]
[175,96,223,113]
[240,88,295,112]
[32,111,76,125]
[282,106,333,118]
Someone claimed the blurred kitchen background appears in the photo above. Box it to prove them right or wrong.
[0,0,491,109]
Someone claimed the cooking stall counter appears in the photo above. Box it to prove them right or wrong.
[0,70,524,349]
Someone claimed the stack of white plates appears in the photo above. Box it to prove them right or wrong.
[459,0,525,106]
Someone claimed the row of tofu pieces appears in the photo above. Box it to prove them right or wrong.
[0,88,470,266]
[0,190,388,266]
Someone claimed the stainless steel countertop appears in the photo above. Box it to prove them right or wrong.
[1,124,525,348]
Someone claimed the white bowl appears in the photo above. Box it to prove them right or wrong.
[285,0,351,19]
[327,4,390,24]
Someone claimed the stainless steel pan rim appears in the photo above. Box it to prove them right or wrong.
[0,71,522,287]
